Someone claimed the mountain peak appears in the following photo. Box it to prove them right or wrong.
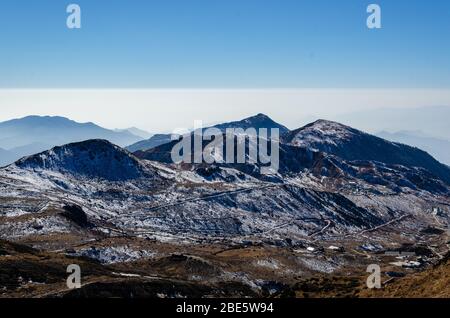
[242,113,279,123]
[309,119,352,130]
[248,113,270,120]
[127,114,290,153]
[283,119,450,184]
[283,119,357,149]
[14,139,148,181]
[214,113,290,134]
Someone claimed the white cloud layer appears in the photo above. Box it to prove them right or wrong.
[1,89,450,133]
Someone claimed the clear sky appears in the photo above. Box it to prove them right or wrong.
[1,0,449,88]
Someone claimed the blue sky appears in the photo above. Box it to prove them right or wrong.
[0,0,449,88]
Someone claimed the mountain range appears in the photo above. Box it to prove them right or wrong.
[1,113,449,298]
[1,114,448,241]
[114,127,153,139]
[126,113,289,153]
[333,106,450,140]
[0,116,144,166]
[282,120,450,184]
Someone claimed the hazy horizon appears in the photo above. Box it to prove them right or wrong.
[1,89,450,138]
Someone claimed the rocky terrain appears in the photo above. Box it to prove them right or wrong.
[0,115,449,298]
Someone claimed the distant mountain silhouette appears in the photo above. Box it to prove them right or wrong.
[114,127,152,139]
[0,148,15,167]
[377,130,450,166]
[126,134,175,153]
[333,106,450,140]
[0,116,144,166]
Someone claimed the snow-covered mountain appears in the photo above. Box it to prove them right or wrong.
[282,119,450,184]
[0,116,144,166]
[0,138,392,239]
[126,113,289,152]
[1,119,449,292]
[1,133,448,241]
[0,119,448,237]
[13,139,152,181]
[212,113,289,135]
[138,136,449,195]
[135,119,449,194]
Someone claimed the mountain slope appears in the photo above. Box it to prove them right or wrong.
[0,115,143,150]
[1,119,449,298]
[13,139,150,181]
[136,134,449,194]
[126,113,289,152]
[361,254,450,298]
[282,120,450,184]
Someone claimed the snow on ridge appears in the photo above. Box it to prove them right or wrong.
[288,120,357,148]
[13,139,153,181]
